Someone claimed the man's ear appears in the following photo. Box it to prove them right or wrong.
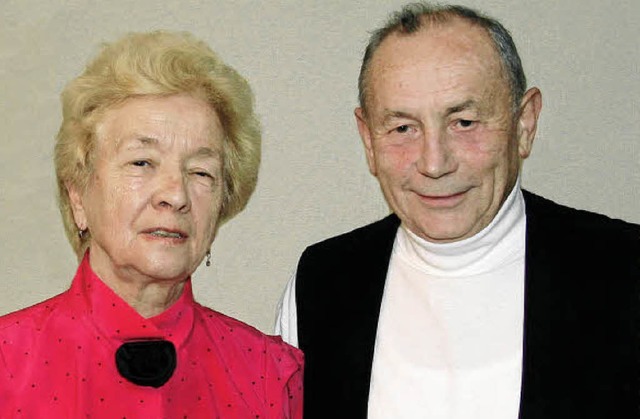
[66,182,88,231]
[355,107,377,176]
[516,87,542,159]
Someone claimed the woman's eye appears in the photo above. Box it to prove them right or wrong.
[132,160,150,167]
[192,170,215,180]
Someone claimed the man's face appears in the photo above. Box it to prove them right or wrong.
[356,19,540,243]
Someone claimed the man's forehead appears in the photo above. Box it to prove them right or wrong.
[367,19,507,99]
[361,19,515,122]
[376,18,497,65]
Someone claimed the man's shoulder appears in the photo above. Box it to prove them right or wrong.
[295,214,400,288]
[524,190,639,266]
[523,190,640,240]
[303,213,400,257]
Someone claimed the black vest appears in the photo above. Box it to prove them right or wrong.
[296,191,640,418]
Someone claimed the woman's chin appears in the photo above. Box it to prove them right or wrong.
[139,258,195,281]
[118,248,196,282]
[90,238,201,281]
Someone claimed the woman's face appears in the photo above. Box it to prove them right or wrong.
[69,94,224,285]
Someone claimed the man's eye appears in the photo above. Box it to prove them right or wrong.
[394,125,411,134]
[456,119,475,129]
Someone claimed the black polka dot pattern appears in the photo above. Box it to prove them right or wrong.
[0,254,303,417]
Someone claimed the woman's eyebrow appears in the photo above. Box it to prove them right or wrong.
[192,146,221,159]
[118,136,159,151]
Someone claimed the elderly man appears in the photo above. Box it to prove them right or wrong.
[276,3,639,419]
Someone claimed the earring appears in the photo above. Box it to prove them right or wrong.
[205,250,211,267]
[78,228,88,239]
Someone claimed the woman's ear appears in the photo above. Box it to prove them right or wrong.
[66,182,88,231]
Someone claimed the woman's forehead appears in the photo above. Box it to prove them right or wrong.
[94,95,224,154]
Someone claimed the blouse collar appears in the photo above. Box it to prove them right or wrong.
[67,252,196,350]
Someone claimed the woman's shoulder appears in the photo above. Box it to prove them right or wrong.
[0,293,70,379]
[192,304,304,417]
[0,292,68,334]
[193,303,303,366]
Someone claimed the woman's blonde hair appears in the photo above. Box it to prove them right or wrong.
[54,31,261,256]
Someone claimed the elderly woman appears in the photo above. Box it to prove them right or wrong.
[0,31,302,417]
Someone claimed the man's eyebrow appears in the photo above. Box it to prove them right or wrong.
[446,100,478,115]
[381,109,418,123]
[380,101,479,123]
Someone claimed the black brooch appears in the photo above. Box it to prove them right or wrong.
[115,340,177,388]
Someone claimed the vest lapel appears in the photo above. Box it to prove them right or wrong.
[297,214,400,418]
[340,215,400,413]
[519,191,573,418]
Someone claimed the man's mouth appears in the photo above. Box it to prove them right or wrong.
[415,189,470,207]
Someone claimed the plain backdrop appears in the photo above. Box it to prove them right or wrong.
[1,0,638,332]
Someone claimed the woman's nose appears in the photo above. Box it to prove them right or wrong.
[153,171,190,213]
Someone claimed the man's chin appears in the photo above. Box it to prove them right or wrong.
[406,219,476,244]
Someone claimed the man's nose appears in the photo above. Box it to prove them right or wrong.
[416,129,457,178]
[153,170,190,213]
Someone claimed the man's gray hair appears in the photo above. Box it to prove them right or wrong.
[358,2,527,114]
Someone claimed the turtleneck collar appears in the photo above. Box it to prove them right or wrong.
[397,179,526,277]
[68,252,196,350]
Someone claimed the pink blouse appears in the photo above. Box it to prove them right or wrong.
[0,254,303,418]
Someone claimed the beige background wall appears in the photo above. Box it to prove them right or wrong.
[1,0,638,332]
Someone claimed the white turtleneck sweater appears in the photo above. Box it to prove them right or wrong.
[368,184,525,418]
[276,184,526,419]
